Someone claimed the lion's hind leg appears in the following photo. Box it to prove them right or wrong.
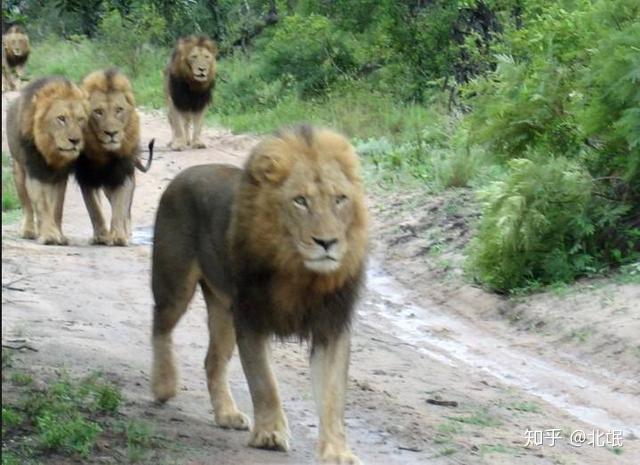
[151,262,200,403]
[236,327,290,451]
[201,283,250,430]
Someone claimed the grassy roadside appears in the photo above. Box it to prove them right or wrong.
[2,152,20,225]
[1,348,159,464]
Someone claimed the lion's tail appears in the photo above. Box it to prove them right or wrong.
[136,138,155,173]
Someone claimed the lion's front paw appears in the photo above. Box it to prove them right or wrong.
[216,410,250,430]
[191,139,206,149]
[249,416,290,451]
[21,226,37,240]
[91,234,111,245]
[169,140,186,151]
[319,442,361,465]
[110,235,129,247]
[39,231,67,246]
[249,429,290,451]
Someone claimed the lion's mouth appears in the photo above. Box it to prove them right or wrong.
[194,73,208,81]
[100,139,121,150]
[58,147,80,157]
[304,256,340,273]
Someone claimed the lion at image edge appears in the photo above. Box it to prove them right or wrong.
[6,76,88,245]
[151,125,368,464]
[2,25,30,91]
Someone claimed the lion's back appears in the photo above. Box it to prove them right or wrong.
[152,164,243,300]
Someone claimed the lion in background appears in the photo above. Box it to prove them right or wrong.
[164,35,217,151]
[151,125,368,464]
[6,76,88,244]
[75,69,153,246]
[2,25,30,91]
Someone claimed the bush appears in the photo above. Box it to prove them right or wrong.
[97,5,165,77]
[467,157,594,291]
[463,0,640,290]
[261,14,359,96]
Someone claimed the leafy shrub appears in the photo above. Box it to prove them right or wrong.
[467,157,594,291]
[464,0,640,289]
[97,5,165,76]
[261,14,359,96]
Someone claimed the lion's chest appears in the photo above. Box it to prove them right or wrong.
[233,268,363,343]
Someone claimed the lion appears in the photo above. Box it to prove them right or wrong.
[6,76,88,245]
[150,125,368,464]
[2,25,30,91]
[164,35,217,151]
[75,69,154,246]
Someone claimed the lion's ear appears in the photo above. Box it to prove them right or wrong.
[249,141,292,185]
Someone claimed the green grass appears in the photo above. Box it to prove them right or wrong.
[2,152,20,223]
[10,373,33,386]
[447,409,501,427]
[1,365,148,462]
[26,36,167,110]
[507,401,541,413]
[121,419,155,462]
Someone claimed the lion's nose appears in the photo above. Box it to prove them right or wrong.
[104,130,117,138]
[312,237,338,251]
[68,138,81,146]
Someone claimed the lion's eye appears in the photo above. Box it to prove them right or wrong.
[116,107,124,114]
[57,115,66,125]
[336,194,348,205]
[93,109,103,116]
[293,196,308,208]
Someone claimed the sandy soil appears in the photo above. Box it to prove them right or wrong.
[2,91,639,464]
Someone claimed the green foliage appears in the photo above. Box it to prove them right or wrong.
[468,158,594,291]
[26,36,106,82]
[261,14,358,96]
[121,419,154,462]
[94,382,122,413]
[2,153,19,213]
[3,370,124,461]
[97,5,165,76]
[464,0,640,290]
[37,412,102,456]
[2,408,24,437]
[10,373,33,386]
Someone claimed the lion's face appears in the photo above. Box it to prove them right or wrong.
[87,89,134,152]
[4,32,29,58]
[185,45,215,83]
[34,96,88,161]
[244,128,368,277]
[280,160,358,273]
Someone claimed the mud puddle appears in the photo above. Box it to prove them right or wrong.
[131,225,154,246]
[362,261,640,438]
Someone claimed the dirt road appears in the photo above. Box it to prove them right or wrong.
[2,93,639,464]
